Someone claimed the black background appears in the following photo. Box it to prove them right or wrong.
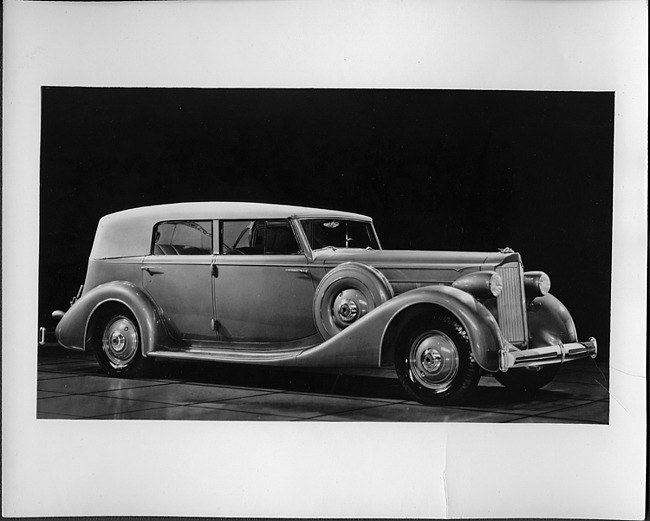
[39,87,614,359]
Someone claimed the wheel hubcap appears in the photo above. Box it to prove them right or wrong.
[102,317,139,369]
[337,299,358,322]
[422,350,443,371]
[409,330,459,391]
[331,289,368,329]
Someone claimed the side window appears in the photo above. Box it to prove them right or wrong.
[221,220,300,255]
[221,220,255,254]
[153,221,213,255]
[264,221,300,254]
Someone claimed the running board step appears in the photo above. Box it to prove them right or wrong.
[147,348,304,365]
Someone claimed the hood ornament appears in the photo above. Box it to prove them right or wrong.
[498,247,515,253]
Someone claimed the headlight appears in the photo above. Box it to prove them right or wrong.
[452,271,502,298]
[524,271,551,297]
[489,272,503,297]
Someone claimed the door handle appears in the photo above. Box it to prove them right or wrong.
[141,266,163,275]
[285,268,308,274]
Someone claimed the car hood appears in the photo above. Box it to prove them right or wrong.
[312,248,517,268]
[311,248,521,292]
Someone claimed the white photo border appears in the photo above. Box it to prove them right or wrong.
[3,0,647,518]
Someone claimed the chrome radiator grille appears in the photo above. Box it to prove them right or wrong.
[496,261,528,345]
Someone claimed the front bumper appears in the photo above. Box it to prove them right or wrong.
[499,337,597,372]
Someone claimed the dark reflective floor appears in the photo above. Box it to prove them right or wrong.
[37,344,609,423]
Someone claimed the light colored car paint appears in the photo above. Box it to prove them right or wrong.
[51,202,597,405]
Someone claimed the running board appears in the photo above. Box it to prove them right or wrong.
[499,337,597,372]
[147,347,306,365]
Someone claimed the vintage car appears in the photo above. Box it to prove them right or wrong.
[44,202,597,405]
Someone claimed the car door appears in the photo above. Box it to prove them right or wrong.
[213,219,317,342]
[142,220,216,341]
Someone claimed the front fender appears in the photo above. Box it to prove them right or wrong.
[55,281,167,356]
[294,285,504,371]
[527,293,578,347]
[380,286,504,372]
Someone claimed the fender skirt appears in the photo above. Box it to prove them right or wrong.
[55,281,167,355]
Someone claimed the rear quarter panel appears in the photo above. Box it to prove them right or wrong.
[82,258,144,294]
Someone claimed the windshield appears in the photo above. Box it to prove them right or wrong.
[300,219,380,250]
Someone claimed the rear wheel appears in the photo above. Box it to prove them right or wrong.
[394,312,481,405]
[93,308,153,377]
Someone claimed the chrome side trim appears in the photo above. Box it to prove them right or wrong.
[371,263,484,271]
[211,261,311,268]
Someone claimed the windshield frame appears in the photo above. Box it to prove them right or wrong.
[296,217,382,255]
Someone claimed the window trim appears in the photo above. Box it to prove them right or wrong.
[218,218,304,256]
[150,219,215,255]
[297,218,381,251]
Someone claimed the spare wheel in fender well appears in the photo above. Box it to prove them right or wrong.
[313,262,394,340]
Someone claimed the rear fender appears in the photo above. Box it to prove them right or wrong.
[379,286,504,372]
[55,281,167,356]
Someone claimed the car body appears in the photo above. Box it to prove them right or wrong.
[46,202,597,405]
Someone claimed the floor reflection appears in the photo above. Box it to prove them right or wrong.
[37,345,609,423]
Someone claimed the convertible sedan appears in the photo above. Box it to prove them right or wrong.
[45,202,597,405]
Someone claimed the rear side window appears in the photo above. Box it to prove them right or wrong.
[152,221,213,255]
[221,220,300,255]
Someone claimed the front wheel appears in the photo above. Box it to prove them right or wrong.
[93,309,153,378]
[394,313,481,405]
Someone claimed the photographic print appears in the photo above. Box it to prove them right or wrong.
[37,87,612,422]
